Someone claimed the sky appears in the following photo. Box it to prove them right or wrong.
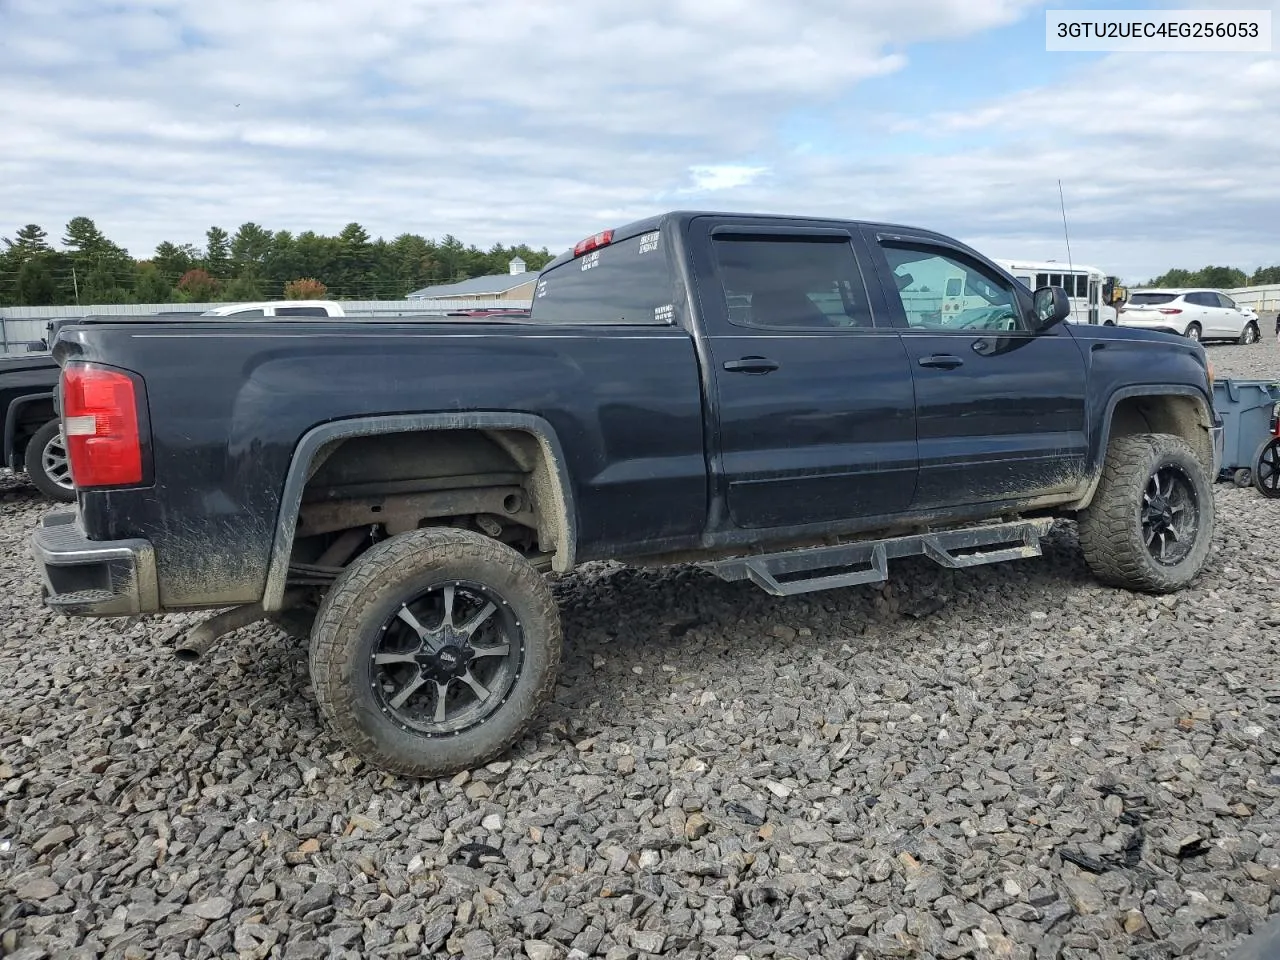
[0,0,1276,284]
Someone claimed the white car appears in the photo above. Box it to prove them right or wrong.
[200,299,345,319]
[1118,288,1260,344]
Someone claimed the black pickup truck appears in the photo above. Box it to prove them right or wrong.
[1,351,75,502]
[32,210,1224,777]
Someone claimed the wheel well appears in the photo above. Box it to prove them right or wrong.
[9,398,56,460]
[286,428,569,587]
[1106,394,1214,472]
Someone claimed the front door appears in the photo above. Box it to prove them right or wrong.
[1215,293,1247,338]
[1205,292,1239,338]
[864,233,1091,512]
[688,218,919,530]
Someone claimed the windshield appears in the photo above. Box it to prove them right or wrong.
[1128,293,1179,306]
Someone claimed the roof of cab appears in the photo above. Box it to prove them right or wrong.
[540,210,951,272]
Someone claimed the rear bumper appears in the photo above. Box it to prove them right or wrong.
[30,508,158,616]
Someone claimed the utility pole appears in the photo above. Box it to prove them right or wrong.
[72,266,80,305]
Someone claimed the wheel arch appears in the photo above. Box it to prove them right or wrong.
[1076,386,1215,510]
[262,412,578,612]
[3,392,55,470]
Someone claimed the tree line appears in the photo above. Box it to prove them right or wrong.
[0,218,556,307]
[1144,264,1280,289]
[3,217,1276,308]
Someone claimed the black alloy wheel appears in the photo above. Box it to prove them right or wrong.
[369,580,524,736]
[1141,464,1199,566]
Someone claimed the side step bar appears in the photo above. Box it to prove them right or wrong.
[699,518,1055,597]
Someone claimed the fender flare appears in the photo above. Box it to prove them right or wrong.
[1076,384,1215,508]
[261,412,578,612]
[3,392,55,471]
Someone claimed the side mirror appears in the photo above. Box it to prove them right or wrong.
[1032,285,1071,331]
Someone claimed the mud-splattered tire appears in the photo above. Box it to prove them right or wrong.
[25,420,76,503]
[1078,433,1214,594]
[309,527,561,778]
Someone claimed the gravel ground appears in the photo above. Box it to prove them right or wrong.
[2,338,1279,960]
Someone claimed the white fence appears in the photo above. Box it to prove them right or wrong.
[1227,285,1280,312]
[0,299,533,355]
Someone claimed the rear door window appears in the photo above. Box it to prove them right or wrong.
[529,231,675,324]
[709,235,877,330]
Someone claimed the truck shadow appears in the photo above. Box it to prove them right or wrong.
[533,523,1116,734]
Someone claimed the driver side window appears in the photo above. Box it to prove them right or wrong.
[881,244,1024,333]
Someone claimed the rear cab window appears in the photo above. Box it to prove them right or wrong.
[529,230,676,325]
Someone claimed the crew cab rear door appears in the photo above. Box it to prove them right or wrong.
[862,230,1090,511]
[687,217,919,530]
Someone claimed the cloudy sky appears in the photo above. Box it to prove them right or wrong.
[1,0,1276,283]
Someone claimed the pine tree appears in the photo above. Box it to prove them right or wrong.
[204,226,231,278]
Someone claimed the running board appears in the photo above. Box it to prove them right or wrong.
[700,518,1054,597]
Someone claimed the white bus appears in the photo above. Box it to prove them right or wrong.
[993,259,1118,326]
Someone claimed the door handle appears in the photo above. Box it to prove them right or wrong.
[918,354,964,370]
[723,357,779,374]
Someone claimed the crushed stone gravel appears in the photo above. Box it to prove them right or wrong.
[0,338,1277,959]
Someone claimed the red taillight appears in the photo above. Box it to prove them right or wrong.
[62,364,143,488]
[573,229,614,257]
[1158,308,1183,315]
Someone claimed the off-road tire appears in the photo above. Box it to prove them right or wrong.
[1239,322,1259,345]
[25,420,76,503]
[309,527,561,777]
[1078,433,1214,593]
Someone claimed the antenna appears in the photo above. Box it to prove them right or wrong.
[1058,179,1074,272]
[1058,179,1076,319]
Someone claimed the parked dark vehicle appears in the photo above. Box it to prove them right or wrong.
[2,351,74,502]
[31,210,1224,777]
